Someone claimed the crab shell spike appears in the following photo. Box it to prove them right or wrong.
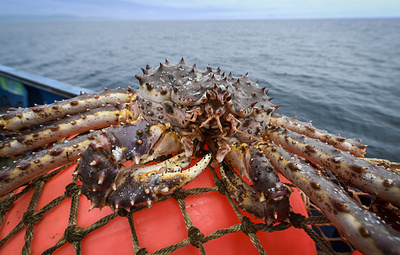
[135,75,144,84]
[141,68,148,75]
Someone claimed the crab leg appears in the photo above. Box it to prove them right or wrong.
[260,143,400,255]
[270,113,367,157]
[0,120,183,197]
[223,142,291,225]
[0,132,96,196]
[0,88,135,131]
[0,104,133,157]
[266,127,400,207]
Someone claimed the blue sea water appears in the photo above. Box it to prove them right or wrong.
[0,18,399,161]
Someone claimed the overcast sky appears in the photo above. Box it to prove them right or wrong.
[2,0,400,20]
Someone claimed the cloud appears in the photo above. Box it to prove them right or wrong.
[123,0,251,9]
[1,0,399,20]
[116,0,400,19]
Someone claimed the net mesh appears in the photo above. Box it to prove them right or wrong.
[0,158,399,255]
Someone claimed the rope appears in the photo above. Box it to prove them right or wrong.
[4,157,394,254]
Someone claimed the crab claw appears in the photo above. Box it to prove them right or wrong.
[80,151,211,210]
[220,160,291,225]
[222,142,292,225]
[76,119,183,208]
[106,152,211,210]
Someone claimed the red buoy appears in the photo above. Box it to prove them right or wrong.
[0,163,316,254]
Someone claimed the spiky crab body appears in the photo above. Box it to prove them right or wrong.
[1,59,399,254]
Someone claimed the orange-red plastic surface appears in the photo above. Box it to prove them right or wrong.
[0,163,317,254]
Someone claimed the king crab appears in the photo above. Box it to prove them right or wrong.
[0,59,399,254]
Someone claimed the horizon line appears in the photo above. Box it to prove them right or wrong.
[1,14,399,22]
